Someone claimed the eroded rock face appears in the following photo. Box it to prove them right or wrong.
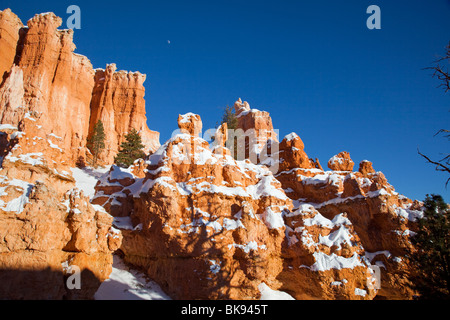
[95,113,388,300]
[0,9,23,80]
[274,131,421,299]
[1,9,425,300]
[0,10,160,166]
[95,114,292,299]
[328,151,355,172]
[234,99,278,163]
[89,64,160,164]
[0,114,121,299]
[281,205,377,300]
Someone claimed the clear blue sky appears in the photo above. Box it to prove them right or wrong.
[3,0,450,202]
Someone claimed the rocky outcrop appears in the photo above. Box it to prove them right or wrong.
[1,8,425,301]
[96,113,385,300]
[0,8,162,299]
[273,129,422,299]
[89,64,160,164]
[0,9,160,166]
[328,151,355,172]
[0,9,23,81]
[0,114,121,299]
[234,99,278,164]
[281,205,377,300]
[95,113,292,299]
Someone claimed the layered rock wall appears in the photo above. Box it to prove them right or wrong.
[0,9,160,166]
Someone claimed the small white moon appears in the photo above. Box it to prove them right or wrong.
[167,40,171,44]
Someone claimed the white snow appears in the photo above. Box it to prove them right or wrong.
[318,223,354,250]
[24,112,36,122]
[258,283,295,300]
[260,206,285,229]
[209,260,221,274]
[5,152,45,166]
[179,112,198,124]
[113,216,134,230]
[47,139,62,152]
[0,177,33,214]
[109,165,134,181]
[228,241,267,253]
[329,155,344,165]
[95,255,171,300]
[394,206,424,222]
[354,288,367,297]
[0,124,17,130]
[303,252,365,272]
[364,250,391,263]
[284,132,299,141]
[70,168,101,199]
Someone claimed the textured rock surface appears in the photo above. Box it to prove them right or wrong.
[328,151,355,172]
[89,64,160,164]
[96,113,388,300]
[95,113,292,299]
[234,99,278,164]
[1,9,425,301]
[0,9,23,81]
[0,114,121,299]
[274,129,422,299]
[0,10,160,166]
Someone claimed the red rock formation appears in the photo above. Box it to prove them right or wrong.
[281,205,377,300]
[1,9,425,301]
[96,113,292,299]
[0,114,121,299]
[14,12,95,162]
[328,151,355,171]
[0,10,159,166]
[273,129,420,299]
[359,160,376,175]
[234,98,278,163]
[89,64,160,164]
[0,9,22,80]
[95,113,383,300]
[0,8,162,300]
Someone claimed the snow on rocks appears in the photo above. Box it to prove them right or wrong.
[258,282,295,300]
[94,113,292,299]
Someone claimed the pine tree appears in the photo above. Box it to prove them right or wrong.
[221,105,238,130]
[409,194,450,299]
[87,120,105,167]
[219,105,239,159]
[114,128,146,168]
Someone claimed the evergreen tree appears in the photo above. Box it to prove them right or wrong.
[87,120,105,167]
[409,194,450,299]
[221,105,238,130]
[114,128,146,168]
[219,105,239,159]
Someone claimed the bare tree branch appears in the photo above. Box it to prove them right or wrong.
[418,148,450,188]
[424,42,450,93]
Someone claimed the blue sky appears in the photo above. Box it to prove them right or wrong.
[2,0,450,202]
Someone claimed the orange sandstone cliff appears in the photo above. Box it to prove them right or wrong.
[0,9,158,299]
[0,9,160,165]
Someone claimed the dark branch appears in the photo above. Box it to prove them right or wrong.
[418,148,450,188]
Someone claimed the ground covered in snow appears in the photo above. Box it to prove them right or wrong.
[95,255,172,300]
